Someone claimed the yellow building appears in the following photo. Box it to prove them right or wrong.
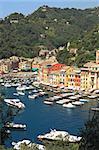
[49,70,60,86]
[18,61,32,71]
[65,66,81,90]
[41,68,49,83]
[81,62,99,91]
[0,61,11,73]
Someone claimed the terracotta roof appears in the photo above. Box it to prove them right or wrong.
[49,63,66,72]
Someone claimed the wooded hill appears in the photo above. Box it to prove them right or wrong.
[0,6,99,66]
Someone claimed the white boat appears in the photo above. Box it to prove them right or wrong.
[18,91,25,96]
[16,85,26,91]
[39,92,46,96]
[69,95,80,100]
[69,135,82,142]
[1,82,4,86]
[56,99,71,105]
[5,122,26,129]
[11,83,21,87]
[32,89,38,93]
[12,140,45,150]
[63,103,76,108]
[88,95,98,99]
[60,93,75,98]
[25,85,34,90]
[4,99,25,109]
[38,129,69,141]
[38,129,82,143]
[28,94,39,99]
[4,83,12,88]
[94,89,99,94]
[72,101,84,106]
[44,101,53,105]
[13,93,19,96]
[12,140,31,150]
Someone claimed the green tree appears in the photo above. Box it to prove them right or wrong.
[79,110,99,150]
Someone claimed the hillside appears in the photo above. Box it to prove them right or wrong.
[0,6,99,66]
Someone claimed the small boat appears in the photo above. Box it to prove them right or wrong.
[16,85,26,91]
[5,122,26,129]
[32,89,38,93]
[56,99,71,105]
[69,135,82,142]
[63,103,76,108]
[18,91,25,96]
[80,99,89,103]
[39,92,46,96]
[11,83,21,87]
[4,83,12,88]
[28,94,39,99]
[88,95,98,99]
[13,93,19,96]
[12,140,31,150]
[44,101,53,105]
[72,101,84,106]
[94,90,99,94]
[1,82,4,86]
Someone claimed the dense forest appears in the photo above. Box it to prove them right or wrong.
[0,6,99,66]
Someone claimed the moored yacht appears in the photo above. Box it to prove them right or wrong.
[63,103,76,108]
[5,122,26,129]
[28,93,40,99]
[44,101,53,105]
[72,101,84,106]
[87,95,98,99]
[4,83,12,88]
[4,99,25,109]
[37,129,82,142]
[16,85,26,91]
[18,91,25,96]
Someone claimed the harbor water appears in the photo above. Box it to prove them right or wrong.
[1,86,98,147]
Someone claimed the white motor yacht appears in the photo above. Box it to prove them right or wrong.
[4,83,12,88]
[44,101,53,105]
[16,85,26,91]
[18,91,25,96]
[13,93,19,96]
[63,103,76,108]
[5,122,26,129]
[4,99,25,109]
[87,95,98,99]
[72,101,84,106]
[28,94,39,99]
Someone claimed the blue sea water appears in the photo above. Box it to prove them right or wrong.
[2,87,97,147]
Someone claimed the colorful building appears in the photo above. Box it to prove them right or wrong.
[65,66,81,90]
[0,61,12,73]
[48,64,66,86]
[81,50,99,91]
[32,63,40,72]
[18,61,32,71]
